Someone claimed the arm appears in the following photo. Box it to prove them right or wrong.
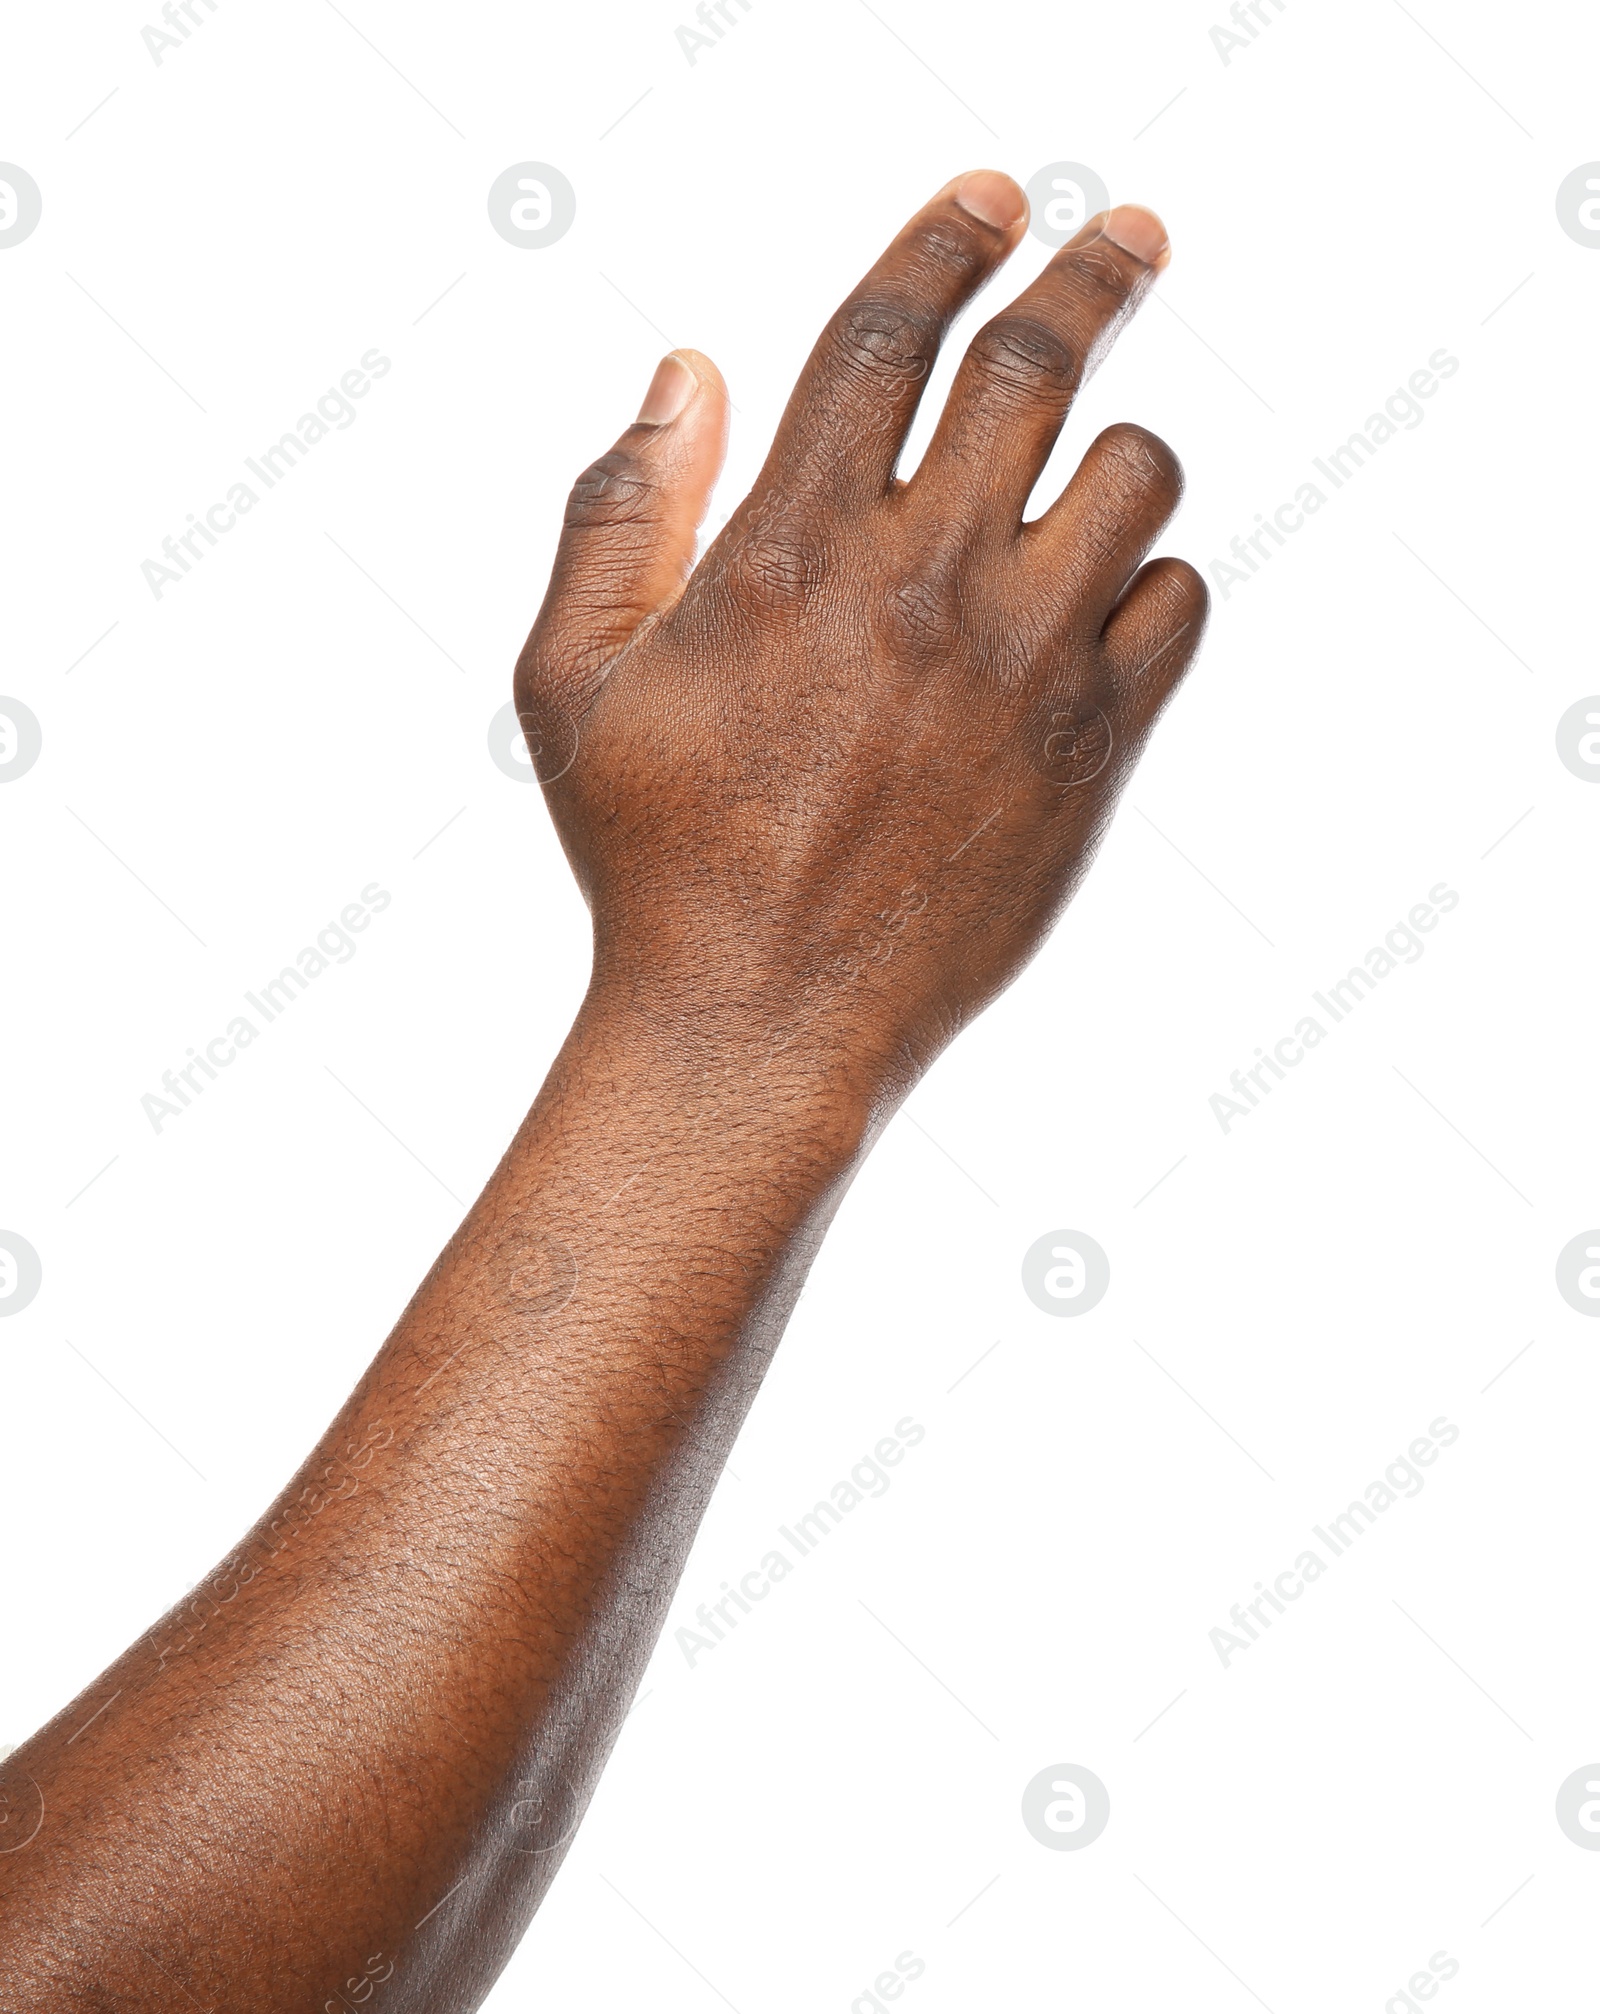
[0,171,1205,2012]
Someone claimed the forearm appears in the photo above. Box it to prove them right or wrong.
[1,992,876,2011]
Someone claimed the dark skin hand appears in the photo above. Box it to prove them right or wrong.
[0,170,1206,2011]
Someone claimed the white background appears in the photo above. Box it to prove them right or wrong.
[3,1,1598,2008]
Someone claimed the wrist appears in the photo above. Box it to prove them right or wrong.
[561,981,890,1179]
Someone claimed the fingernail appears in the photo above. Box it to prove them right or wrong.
[1098,204,1170,269]
[953,170,1027,232]
[637,353,695,426]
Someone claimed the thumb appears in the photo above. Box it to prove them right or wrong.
[517,349,728,725]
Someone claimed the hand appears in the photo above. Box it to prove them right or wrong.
[516,170,1206,1104]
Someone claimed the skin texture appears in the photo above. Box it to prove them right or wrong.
[0,172,1206,2011]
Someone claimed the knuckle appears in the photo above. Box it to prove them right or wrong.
[966,315,1079,401]
[879,543,968,665]
[725,531,825,616]
[564,448,656,530]
[1146,554,1210,615]
[828,294,937,384]
[1098,423,1184,502]
[711,487,827,618]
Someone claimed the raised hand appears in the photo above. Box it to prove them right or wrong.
[518,169,1205,1105]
